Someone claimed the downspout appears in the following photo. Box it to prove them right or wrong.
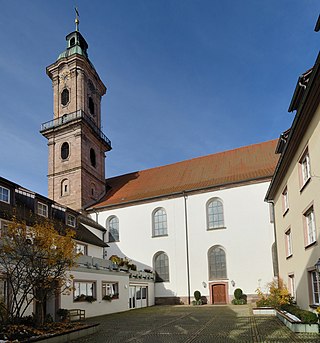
[183,192,191,305]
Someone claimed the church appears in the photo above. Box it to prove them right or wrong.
[0,17,279,317]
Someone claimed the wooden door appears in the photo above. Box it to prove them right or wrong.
[212,284,226,304]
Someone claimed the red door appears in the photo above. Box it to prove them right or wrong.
[212,284,227,304]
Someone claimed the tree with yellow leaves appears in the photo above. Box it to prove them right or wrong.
[0,217,77,326]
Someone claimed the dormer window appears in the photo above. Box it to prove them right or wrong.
[37,202,48,217]
[0,186,10,204]
[67,214,76,228]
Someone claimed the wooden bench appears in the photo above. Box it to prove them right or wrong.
[67,309,85,321]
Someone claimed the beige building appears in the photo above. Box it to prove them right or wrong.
[265,49,320,310]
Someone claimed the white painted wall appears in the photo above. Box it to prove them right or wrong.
[93,181,275,302]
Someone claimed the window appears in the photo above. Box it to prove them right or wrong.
[311,271,320,305]
[67,214,76,227]
[61,142,69,160]
[304,207,316,246]
[102,282,119,299]
[285,229,292,257]
[61,179,70,196]
[88,96,95,115]
[74,281,96,301]
[207,198,224,229]
[300,150,311,187]
[37,202,48,217]
[208,246,227,280]
[76,243,87,255]
[0,186,9,204]
[61,88,69,106]
[90,148,96,168]
[288,274,295,300]
[153,208,167,237]
[107,216,119,242]
[154,252,169,282]
[282,187,289,214]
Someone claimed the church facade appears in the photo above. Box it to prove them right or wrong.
[37,21,280,307]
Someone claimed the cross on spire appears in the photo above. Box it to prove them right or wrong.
[75,7,80,32]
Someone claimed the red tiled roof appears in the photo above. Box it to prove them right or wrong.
[91,139,278,209]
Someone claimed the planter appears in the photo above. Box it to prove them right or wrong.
[253,307,276,316]
[276,310,319,333]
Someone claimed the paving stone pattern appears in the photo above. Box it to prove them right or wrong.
[73,305,320,343]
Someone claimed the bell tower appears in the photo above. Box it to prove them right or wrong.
[40,16,111,212]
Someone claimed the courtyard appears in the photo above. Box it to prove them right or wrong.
[72,305,320,343]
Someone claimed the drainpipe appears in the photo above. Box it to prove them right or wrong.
[267,200,279,278]
[183,192,191,305]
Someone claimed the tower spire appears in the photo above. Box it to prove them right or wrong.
[75,7,80,32]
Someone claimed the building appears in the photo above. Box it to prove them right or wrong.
[88,140,279,304]
[0,176,155,320]
[265,43,320,309]
[36,19,280,306]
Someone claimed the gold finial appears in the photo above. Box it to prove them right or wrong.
[75,7,80,31]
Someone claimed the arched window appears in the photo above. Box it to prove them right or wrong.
[208,246,227,280]
[61,179,70,196]
[107,216,119,242]
[61,88,69,106]
[152,208,167,237]
[154,252,169,282]
[207,198,225,229]
[61,142,69,160]
[90,148,96,168]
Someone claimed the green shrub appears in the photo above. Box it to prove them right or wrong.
[232,298,246,305]
[194,290,201,301]
[280,304,318,324]
[234,288,243,300]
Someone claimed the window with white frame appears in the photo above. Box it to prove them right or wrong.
[304,207,316,246]
[37,202,48,217]
[107,216,119,242]
[208,245,227,280]
[76,243,87,255]
[154,251,169,282]
[102,282,119,299]
[285,229,292,257]
[282,187,289,214]
[74,281,95,301]
[0,186,10,204]
[311,271,320,305]
[153,208,167,237]
[300,150,311,187]
[67,214,76,227]
[288,274,295,300]
[207,198,224,229]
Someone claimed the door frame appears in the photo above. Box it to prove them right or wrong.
[209,281,229,304]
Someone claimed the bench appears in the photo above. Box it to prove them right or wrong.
[67,309,85,321]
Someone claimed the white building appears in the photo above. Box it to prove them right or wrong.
[88,140,279,304]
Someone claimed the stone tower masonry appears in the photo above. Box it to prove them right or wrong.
[40,27,111,212]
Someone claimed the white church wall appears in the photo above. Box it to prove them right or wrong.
[93,180,274,303]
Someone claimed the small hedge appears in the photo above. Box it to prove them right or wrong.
[231,288,247,305]
[280,304,318,324]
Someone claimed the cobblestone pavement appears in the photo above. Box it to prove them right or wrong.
[73,305,320,343]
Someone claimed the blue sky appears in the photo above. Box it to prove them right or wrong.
[0,1,319,196]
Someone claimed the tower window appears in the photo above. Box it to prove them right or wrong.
[88,97,95,115]
[70,37,76,47]
[61,179,70,196]
[90,148,96,168]
[61,89,69,106]
[61,142,70,160]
